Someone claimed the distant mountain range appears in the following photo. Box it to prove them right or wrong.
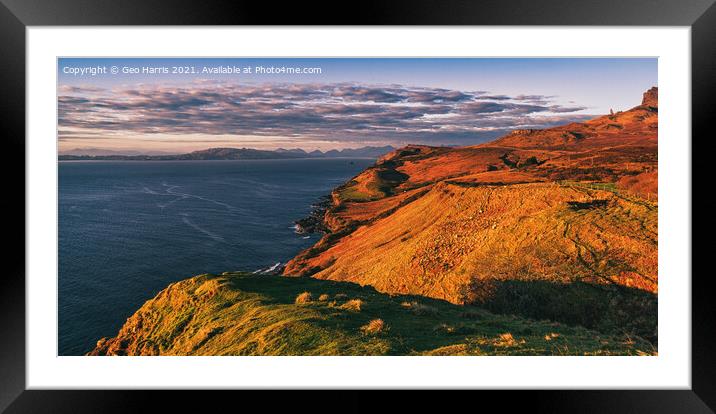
[58,148,178,157]
[58,146,396,161]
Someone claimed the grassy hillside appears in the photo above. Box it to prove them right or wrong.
[90,272,654,356]
[289,182,657,342]
[292,182,656,296]
[283,89,658,344]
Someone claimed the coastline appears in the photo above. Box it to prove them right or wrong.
[59,157,375,355]
[80,88,658,356]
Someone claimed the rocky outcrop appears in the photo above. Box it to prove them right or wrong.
[641,86,658,109]
[293,195,332,234]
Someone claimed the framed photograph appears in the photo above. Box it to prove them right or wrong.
[2,0,713,411]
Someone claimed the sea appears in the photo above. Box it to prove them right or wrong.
[58,158,373,355]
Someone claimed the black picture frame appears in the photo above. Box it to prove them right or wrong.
[1,0,713,412]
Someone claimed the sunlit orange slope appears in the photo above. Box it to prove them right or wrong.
[283,88,658,305]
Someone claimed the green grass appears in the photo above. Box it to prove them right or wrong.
[336,168,408,202]
[337,179,392,202]
[336,182,381,202]
[94,272,656,356]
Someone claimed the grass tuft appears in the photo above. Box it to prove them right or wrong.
[295,291,313,304]
[401,301,439,316]
[360,319,387,335]
[494,333,522,347]
[340,298,365,311]
[544,332,560,341]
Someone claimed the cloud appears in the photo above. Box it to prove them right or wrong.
[548,105,588,113]
[404,89,473,103]
[459,101,550,114]
[57,82,592,147]
[474,94,512,100]
[331,86,406,103]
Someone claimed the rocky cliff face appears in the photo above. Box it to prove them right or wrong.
[641,86,658,109]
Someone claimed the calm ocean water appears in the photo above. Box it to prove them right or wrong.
[58,158,373,355]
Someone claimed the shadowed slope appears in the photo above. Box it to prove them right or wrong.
[89,273,654,356]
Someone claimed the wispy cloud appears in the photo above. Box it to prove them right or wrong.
[58,82,593,149]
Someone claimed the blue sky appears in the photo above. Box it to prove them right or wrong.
[58,58,656,153]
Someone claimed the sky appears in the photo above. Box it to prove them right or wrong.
[57,58,657,154]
